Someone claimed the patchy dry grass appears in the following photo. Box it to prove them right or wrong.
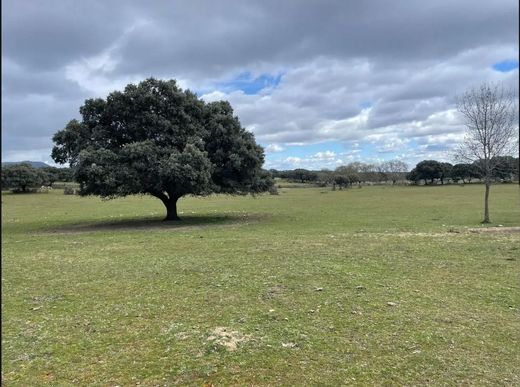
[2,184,520,385]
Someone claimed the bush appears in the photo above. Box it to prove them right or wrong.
[63,187,78,195]
[38,186,52,193]
[269,185,279,195]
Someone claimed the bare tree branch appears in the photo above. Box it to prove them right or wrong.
[456,82,519,222]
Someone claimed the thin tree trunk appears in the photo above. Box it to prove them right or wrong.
[483,182,491,223]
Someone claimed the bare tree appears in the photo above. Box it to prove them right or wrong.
[381,160,409,185]
[456,82,518,223]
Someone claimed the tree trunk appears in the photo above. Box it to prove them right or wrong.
[149,191,182,221]
[164,197,180,221]
[482,182,491,223]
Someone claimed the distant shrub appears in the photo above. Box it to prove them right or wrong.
[269,185,279,195]
[53,182,80,190]
[38,186,52,193]
[63,187,78,195]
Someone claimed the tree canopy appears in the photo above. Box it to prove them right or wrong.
[450,163,481,183]
[52,78,272,220]
[1,163,45,193]
[408,160,443,184]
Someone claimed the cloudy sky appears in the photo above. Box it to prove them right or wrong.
[2,0,518,170]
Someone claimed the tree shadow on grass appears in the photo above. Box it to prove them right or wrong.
[42,213,266,234]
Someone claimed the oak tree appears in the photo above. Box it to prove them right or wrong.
[52,78,272,220]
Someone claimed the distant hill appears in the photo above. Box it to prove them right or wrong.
[2,161,52,169]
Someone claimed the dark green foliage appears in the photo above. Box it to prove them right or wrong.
[471,157,519,182]
[439,162,453,185]
[51,78,271,220]
[450,163,481,183]
[57,167,73,182]
[40,166,72,186]
[406,169,419,184]
[1,163,45,193]
[333,175,350,189]
[41,167,59,186]
[489,156,518,181]
[268,169,280,178]
[281,169,318,183]
[410,160,443,184]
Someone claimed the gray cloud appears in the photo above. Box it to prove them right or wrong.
[2,0,518,166]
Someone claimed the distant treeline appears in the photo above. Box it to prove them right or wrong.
[406,157,519,185]
[269,157,519,187]
[2,157,519,194]
[1,163,73,193]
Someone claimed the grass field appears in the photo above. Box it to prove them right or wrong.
[2,184,520,385]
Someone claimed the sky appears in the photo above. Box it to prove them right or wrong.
[2,0,519,170]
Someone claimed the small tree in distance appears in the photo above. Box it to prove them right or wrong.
[381,160,408,185]
[456,82,518,223]
[411,160,443,185]
[52,78,272,220]
[1,163,45,193]
[450,163,480,183]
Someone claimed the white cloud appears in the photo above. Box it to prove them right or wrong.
[265,144,285,152]
[311,151,337,160]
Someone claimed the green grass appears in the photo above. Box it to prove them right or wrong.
[2,184,520,385]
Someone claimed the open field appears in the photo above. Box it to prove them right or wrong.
[2,184,520,385]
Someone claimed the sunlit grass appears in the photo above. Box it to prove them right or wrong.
[2,184,519,385]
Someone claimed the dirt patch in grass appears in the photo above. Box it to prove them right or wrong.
[468,226,520,234]
[206,327,251,351]
[359,228,520,238]
[260,284,287,300]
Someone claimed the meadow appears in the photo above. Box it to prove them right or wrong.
[2,184,520,385]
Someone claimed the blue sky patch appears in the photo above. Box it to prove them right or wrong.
[492,59,519,72]
[218,72,283,95]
